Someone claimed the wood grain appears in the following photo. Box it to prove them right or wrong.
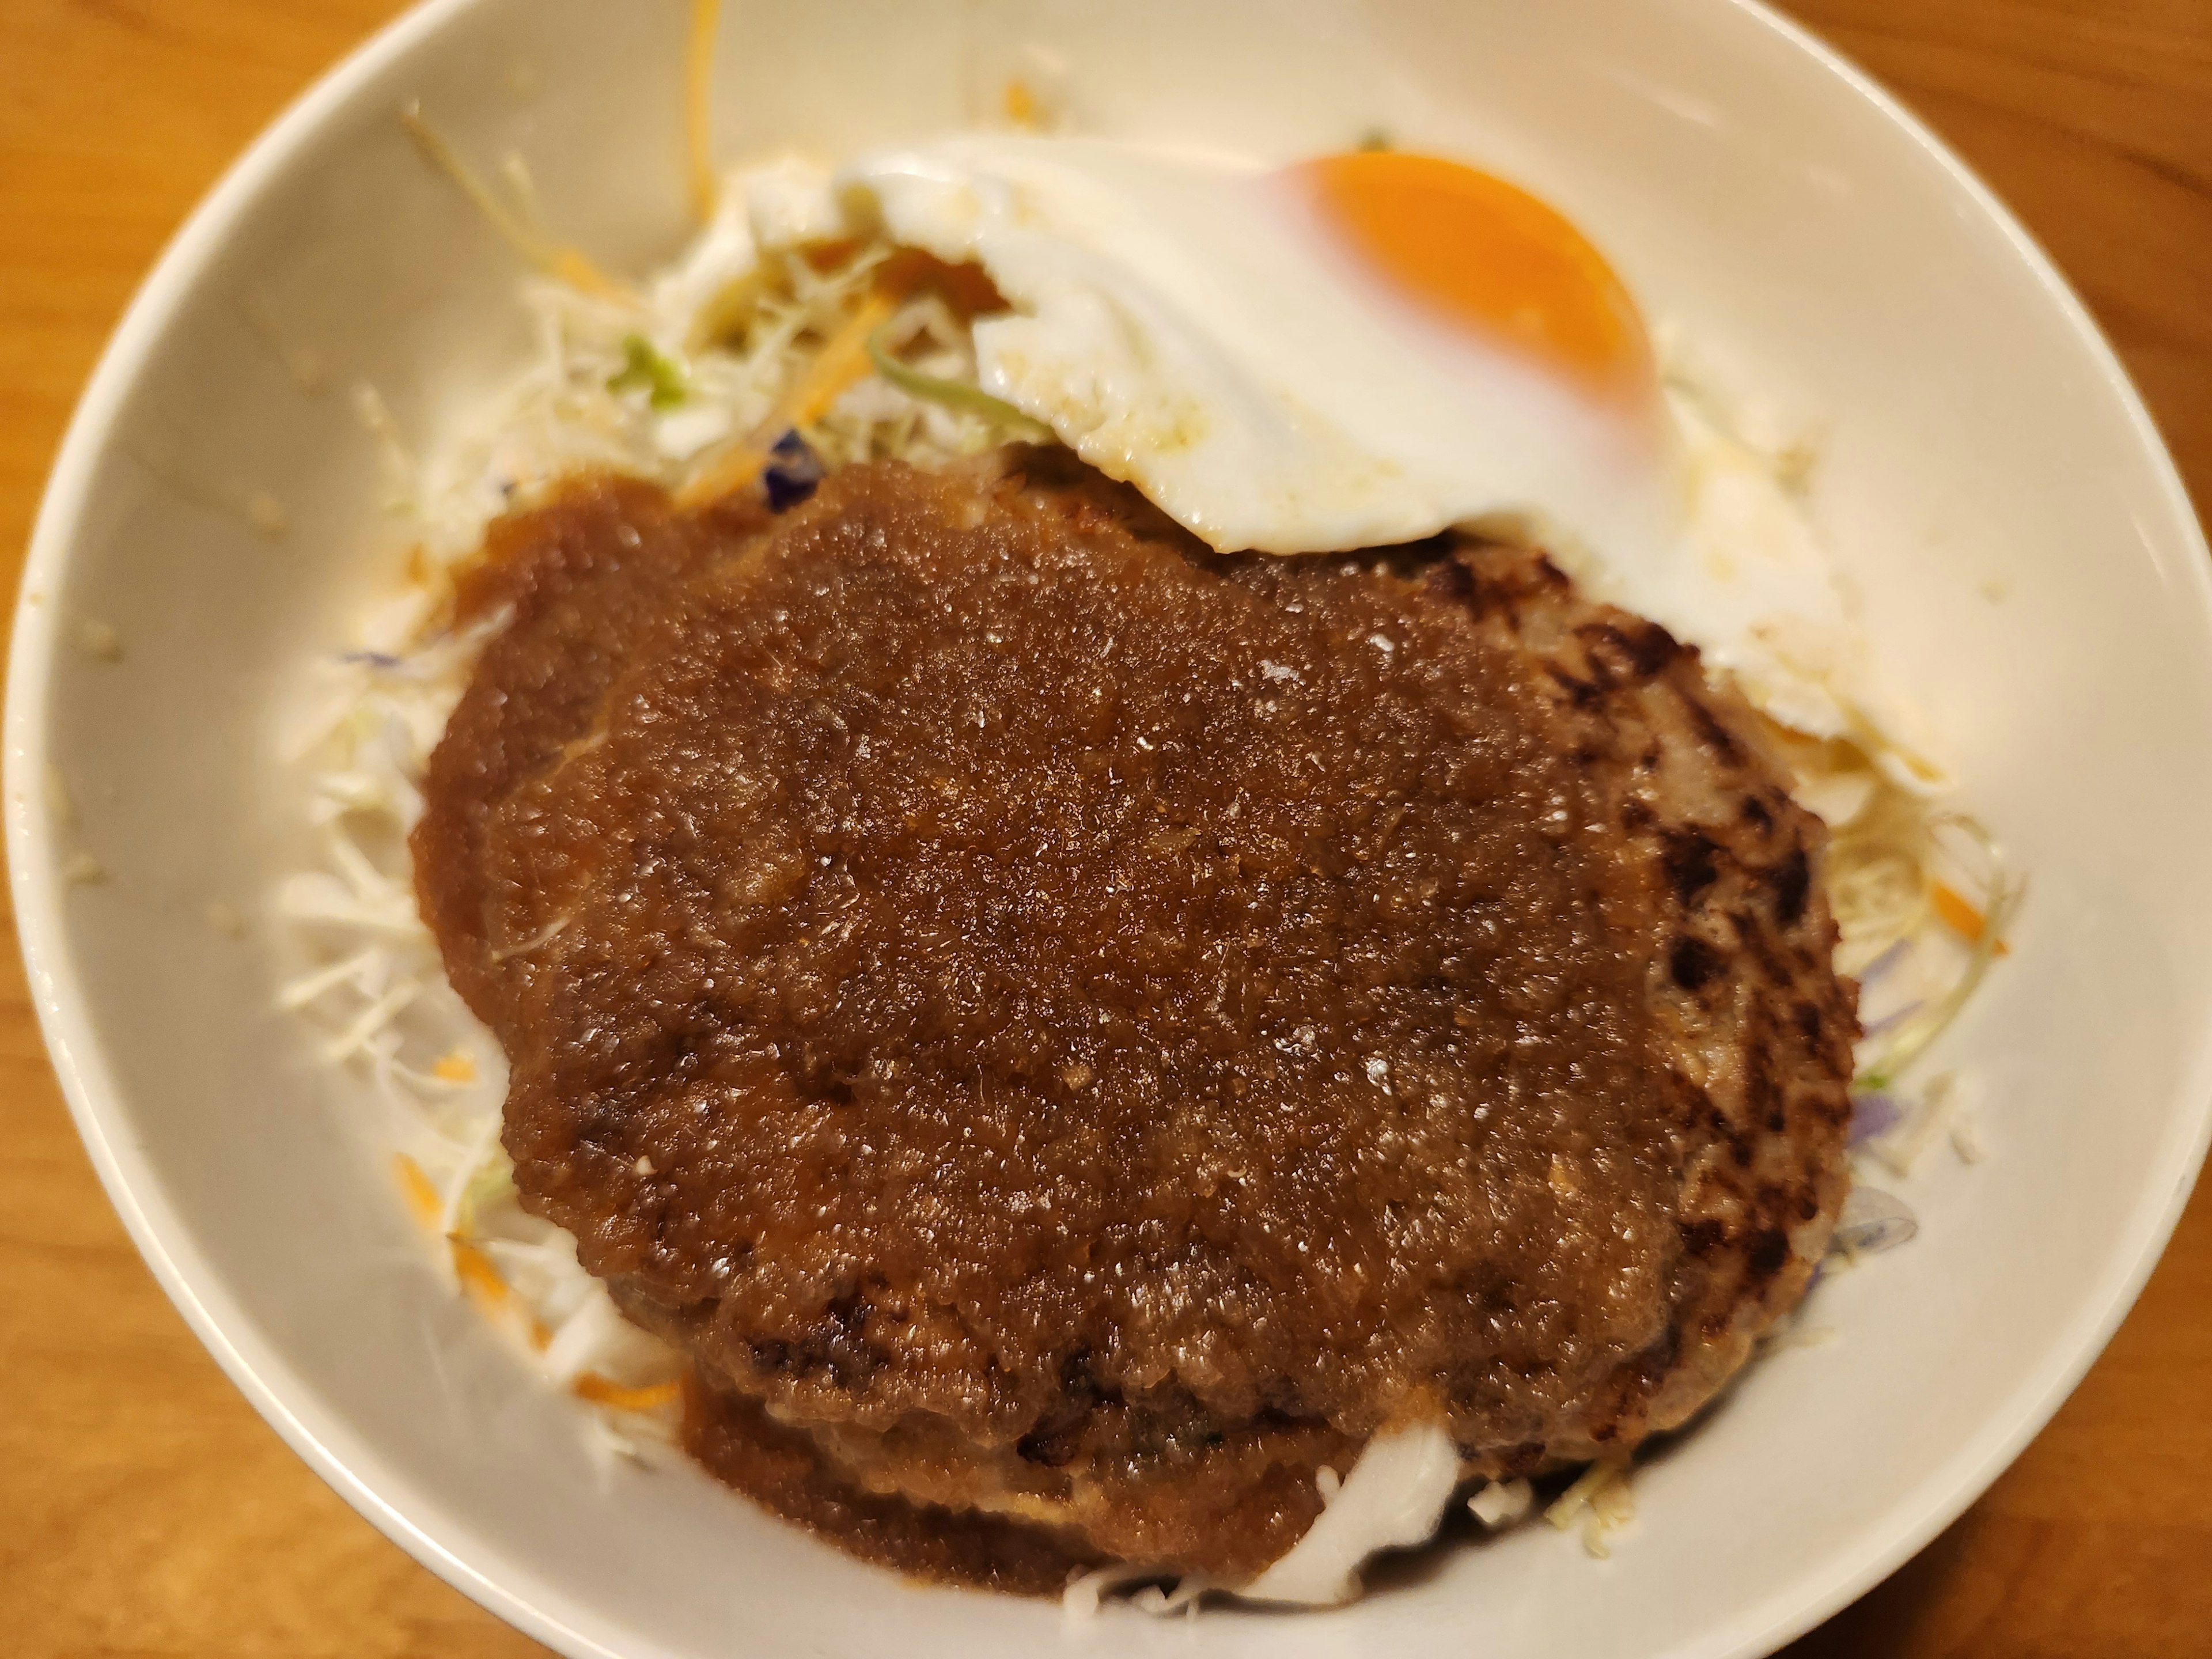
[0,2,2205,1654]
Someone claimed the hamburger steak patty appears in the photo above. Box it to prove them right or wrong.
[413,449,1857,1589]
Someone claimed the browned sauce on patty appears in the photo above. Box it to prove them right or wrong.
[414,450,1854,1588]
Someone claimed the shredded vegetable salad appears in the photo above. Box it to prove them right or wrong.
[275,123,1047,1469]
[275,101,2014,1575]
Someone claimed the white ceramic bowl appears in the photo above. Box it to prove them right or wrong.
[12,2,2211,1656]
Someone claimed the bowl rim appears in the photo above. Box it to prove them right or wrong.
[9,2,2211,1656]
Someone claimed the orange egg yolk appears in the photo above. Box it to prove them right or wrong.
[1296,150,1657,410]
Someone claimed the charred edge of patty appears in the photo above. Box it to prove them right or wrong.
[681,1368,1107,1597]
[615,1277,1347,1580]
[1433,537,1857,1454]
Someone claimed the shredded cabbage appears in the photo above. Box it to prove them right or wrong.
[1238,1421,1461,1605]
[275,159,1026,1456]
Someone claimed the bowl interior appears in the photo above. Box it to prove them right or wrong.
[11,2,2211,1657]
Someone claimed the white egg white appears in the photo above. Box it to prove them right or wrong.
[839,137,1674,556]
[832,137,1940,774]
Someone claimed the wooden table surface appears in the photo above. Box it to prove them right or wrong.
[2,2,2207,1653]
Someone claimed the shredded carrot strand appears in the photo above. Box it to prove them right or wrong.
[1930,880,1983,940]
[551,249,623,298]
[402,103,626,298]
[403,1161,552,1343]
[686,0,723,222]
[450,1237,511,1307]
[395,1154,442,1229]
[673,438,774,511]
[1931,880,2009,955]
[447,1237,552,1348]
[788,288,899,425]
[676,286,898,506]
[573,1373,683,1413]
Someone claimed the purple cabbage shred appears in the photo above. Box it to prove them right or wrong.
[1832,1184,1918,1255]
[763,429,824,511]
[1854,937,1912,991]
[1849,1091,1903,1145]
[1858,1000,1923,1043]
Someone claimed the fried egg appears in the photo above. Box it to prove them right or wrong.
[829,138,1941,775]
[842,138,1673,558]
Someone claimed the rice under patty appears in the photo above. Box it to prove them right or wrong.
[411,446,1857,1589]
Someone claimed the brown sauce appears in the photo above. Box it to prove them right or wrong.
[413,452,1854,1585]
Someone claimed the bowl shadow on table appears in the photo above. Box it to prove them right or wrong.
[1776,1516,1977,1656]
